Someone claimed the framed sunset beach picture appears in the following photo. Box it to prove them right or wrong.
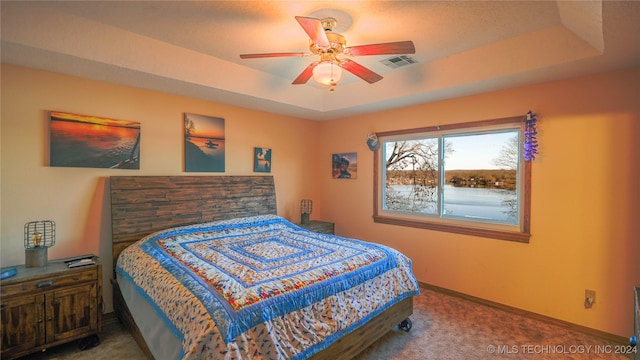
[184,113,225,172]
[49,111,141,169]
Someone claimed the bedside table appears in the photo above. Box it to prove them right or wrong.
[298,220,335,234]
[0,256,103,360]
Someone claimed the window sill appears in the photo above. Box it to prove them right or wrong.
[373,215,530,243]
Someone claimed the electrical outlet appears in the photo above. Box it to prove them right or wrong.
[585,289,596,309]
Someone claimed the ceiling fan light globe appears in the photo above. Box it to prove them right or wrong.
[312,62,343,86]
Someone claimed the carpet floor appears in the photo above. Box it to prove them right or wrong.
[27,287,634,360]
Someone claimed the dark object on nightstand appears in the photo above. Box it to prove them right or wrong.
[298,220,335,234]
[0,256,103,360]
[1,267,17,280]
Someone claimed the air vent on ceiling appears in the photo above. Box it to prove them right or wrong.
[380,55,418,69]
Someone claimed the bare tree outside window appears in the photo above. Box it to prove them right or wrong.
[492,135,519,219]
[385,138,452,214]
[493,135,519,170]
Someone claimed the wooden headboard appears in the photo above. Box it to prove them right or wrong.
[109,176,277,266]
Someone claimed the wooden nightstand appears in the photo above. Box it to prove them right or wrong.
[0,256,103,360]
[298,220,335,234]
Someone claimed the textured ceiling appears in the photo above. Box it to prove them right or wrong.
[2,1,639,121]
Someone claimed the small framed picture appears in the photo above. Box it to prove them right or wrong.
[332,152,357,179]
[254,147,272,173]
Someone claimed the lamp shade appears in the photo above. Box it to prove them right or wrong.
[300,199,313,214]
[24,220,55,249]
[312,61,342,86]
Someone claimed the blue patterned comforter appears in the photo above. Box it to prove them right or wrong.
[116,215,419,360]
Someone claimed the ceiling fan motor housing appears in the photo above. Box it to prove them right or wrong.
[310,32,346,56]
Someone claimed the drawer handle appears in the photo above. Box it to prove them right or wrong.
[36,280,54,288]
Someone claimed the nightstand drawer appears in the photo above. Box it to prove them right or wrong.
[1,268,97,297]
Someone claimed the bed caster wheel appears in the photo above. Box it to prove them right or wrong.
[399,318,412,332]
[78,334,100,351]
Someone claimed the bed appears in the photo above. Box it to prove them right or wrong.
[110,175,419,360]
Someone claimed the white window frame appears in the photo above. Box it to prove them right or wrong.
[373,116,531,243]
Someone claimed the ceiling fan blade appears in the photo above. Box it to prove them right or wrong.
[346,41,415,56]
[340,59,383,84]
[240,52,307,59]
[292,61,319,84]
[295,16,330,47]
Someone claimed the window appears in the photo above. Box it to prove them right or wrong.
[373,116,531,242]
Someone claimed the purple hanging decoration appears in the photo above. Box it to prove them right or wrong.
[523,110,538,161]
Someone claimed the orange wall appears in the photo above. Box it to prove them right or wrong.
[2,63,639,338]
[318,67,640,337]
[0,64,323,313]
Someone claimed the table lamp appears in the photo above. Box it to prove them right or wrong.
[300,199,312,225]
[24,220,55,267]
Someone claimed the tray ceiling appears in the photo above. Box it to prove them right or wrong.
[2,1,639,120]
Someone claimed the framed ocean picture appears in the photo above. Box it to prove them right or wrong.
[49,111,140,169]
[184,113,225,172]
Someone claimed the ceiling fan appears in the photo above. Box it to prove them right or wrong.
[240,16,415,90]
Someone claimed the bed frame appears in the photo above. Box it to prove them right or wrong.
[109,175,413,360]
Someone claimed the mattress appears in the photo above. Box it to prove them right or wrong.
[116,214,419,359]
